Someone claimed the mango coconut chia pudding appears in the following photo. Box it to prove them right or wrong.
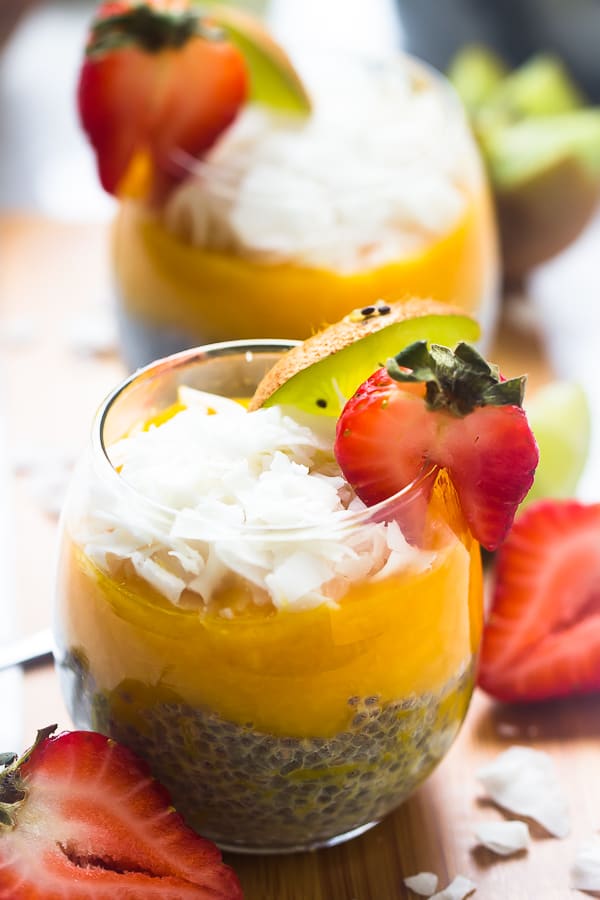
[78,1,498,367]
[54,311,487,853]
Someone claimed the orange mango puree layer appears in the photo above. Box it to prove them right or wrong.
[112,189,497,343]
[58,487,482,739]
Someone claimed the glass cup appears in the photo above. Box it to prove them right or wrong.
[54,341,483,853]
[112,51,499,370]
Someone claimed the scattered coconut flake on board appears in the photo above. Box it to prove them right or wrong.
[11,444,76,475]
[476,746,570,838]
[473,820,530,856]
[66,308,117,356]
[0,316,36,347]
[570,839,600,893]
[403,871,438,895]
[12,445,76,518]
[430,875,477,900]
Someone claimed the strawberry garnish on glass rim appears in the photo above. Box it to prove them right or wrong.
[0,725,243,898]
[78,0,248,202]
[334,340,539,551]
[478,498,600,703]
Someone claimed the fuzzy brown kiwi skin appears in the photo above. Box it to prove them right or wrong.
[248,298,468,411]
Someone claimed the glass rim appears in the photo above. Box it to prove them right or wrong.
[91,339,438,536]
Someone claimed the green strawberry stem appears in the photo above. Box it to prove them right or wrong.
[87,5,222,57]
[386,341,526,416]
[0,725,57,828]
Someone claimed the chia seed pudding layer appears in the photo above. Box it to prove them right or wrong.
[59,649,474,850]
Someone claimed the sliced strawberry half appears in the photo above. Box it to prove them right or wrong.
[334,341,539,551]
[78,0,248,201]
[478,498,600,702]
[0,726,242,899]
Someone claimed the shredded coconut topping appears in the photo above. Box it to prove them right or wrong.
[77,390,435,611]
[164,55,474,272]
[476,746,570,839]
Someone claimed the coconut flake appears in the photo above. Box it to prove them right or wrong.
[403,871,439,895]
[15,446,76,518]
[473,820,530,856]
[570,839,600,893]
[164,56,469,273]
[177,386,245,416]
[476,746,569,838]
[430,875,477,900]
[372,519,436,580]
[66,308,117,356]
[78,396,439,610]
[131,552,186,604]
[0,315,36,347]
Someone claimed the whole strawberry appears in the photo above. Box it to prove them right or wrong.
[78,0,248,201]
[334,341,539,551]
[0,725,243,899]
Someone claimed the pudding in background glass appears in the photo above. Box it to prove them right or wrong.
[54,341,483,853]
[113,52,499,368]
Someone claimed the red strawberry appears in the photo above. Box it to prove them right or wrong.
[334,341,538,551]
[0,726,242,899]
[78,0,248,201]
[478,498,600,702]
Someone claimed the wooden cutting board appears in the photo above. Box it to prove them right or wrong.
[2,215,597,900]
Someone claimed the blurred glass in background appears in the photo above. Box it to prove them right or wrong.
[0,0,401,219]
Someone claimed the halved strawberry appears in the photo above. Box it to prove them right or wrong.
[478,498,600,702]
[78,0,248,201]
[0,726,242,899]
[334,341,538,551]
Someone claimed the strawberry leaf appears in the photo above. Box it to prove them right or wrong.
[387,340,526,416]
[87,6,206,56]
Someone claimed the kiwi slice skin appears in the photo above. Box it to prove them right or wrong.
[248,299,480,416]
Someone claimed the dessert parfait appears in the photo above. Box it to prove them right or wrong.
[79,1,499,368]
[54,299,538,853]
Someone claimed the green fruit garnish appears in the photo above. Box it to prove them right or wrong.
[249,299,480,416]
[450,45,600,275]
[204,4,311,114]
[483,109,600,190]
[479,53,584,128]
[448,45,508,116]
[524,381,590,507]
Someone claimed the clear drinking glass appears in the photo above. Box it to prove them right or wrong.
[54,341,483,853]
[112,51,499,369]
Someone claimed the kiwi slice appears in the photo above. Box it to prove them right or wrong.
[248,298,480,416]
[484,111,600,276]
[205,4,311,114]
[447,45,508,117]
[479,53,584,130]
[484,109,600,190]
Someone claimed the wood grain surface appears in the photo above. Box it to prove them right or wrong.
[1,215,598,900]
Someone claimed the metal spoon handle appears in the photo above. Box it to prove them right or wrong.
[0,628,54,672]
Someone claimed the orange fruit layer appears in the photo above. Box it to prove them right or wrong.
[112,189,497,343]
[57,476,483,739]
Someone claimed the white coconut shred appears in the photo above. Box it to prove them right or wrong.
[76,389,439,612]
[164,55,474,273]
